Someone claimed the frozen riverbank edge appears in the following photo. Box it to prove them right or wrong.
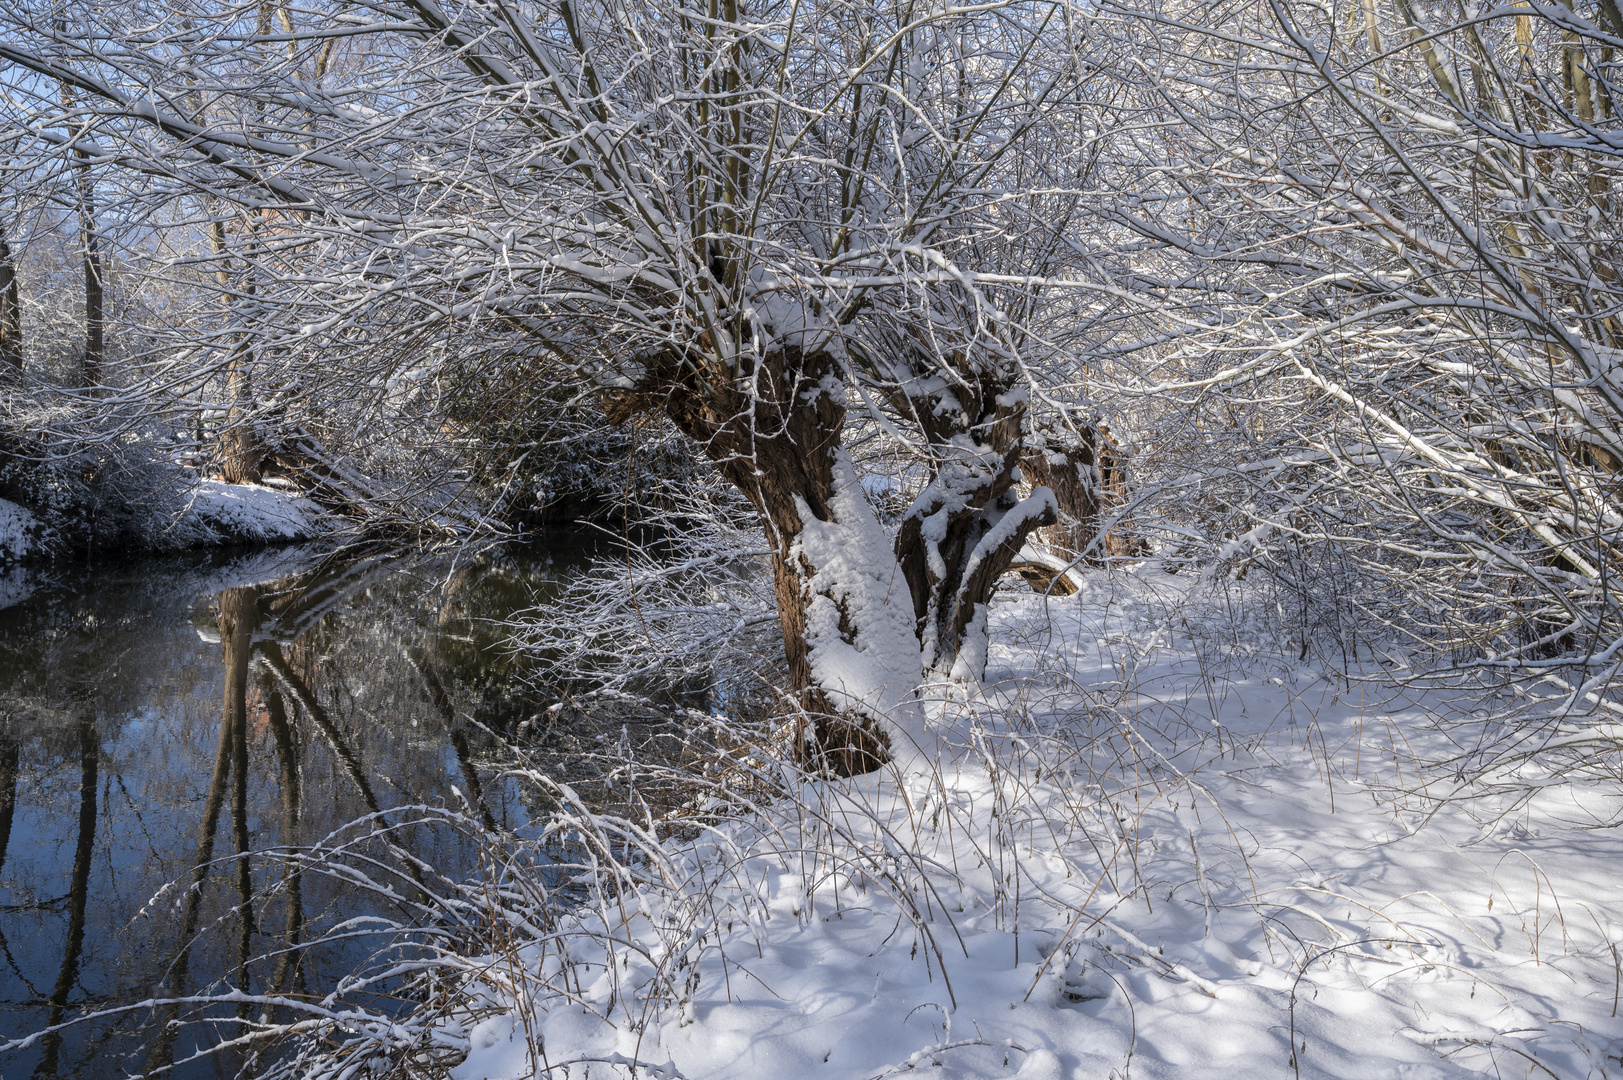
[323,572,1620,1080]
[0,480,326,566]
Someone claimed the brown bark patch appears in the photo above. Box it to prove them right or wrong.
[1022,422,1139,562]
[1007,559,1080,596]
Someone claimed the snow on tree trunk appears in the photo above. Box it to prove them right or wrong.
[792,452,927,768]
[1021,421,1132,564]
[892,382,1057,682]
[618,345,924,775]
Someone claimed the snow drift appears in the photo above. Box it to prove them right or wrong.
[169,480,327,546]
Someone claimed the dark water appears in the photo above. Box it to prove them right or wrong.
[0,541,589,1078]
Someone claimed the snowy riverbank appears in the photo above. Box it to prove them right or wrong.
[170,478,328,546]
[384,572,1623,1080]
[0,497,43,563]
[0,478,326,571]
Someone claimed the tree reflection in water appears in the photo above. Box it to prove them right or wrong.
[0,543,585,1079]
[33,715,96,1080]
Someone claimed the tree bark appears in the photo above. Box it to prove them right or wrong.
[1021,421,1134,564]
[74,148,103,390]
[0,226,20,377]
[619,345,923,774]
[218,362,265,483]
[890,370,1057,681]
[210,218,266,484]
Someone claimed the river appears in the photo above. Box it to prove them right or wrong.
[0,540,599,1078]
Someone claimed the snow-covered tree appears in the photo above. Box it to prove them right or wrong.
[0,0,1110,768]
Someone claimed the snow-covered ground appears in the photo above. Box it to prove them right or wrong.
[0,480,325,565]
[415,571,1623,1080]
[169,479,327,545]
[0,497,41,563]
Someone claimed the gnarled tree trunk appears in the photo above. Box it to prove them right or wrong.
[1021,420,1133,565]
[885,352,1057,681]
[617,345,925,775]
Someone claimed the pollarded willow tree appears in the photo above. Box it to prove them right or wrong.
[0,0,1111,769]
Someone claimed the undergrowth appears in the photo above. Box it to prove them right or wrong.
[12,573,1619,1080]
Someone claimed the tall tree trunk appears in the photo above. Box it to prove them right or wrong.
[58,72,102,387]
[210,217,266,484]
[214,5,278,483]
[73,148,103,390]
[628,345,925,774]
[0,226,20,377]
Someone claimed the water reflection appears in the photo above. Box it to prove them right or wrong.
[0,542,587,1078]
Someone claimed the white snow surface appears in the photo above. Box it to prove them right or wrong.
[0,497,39,562]
[446,571,1623,1080]
[793,451,928,758]
[173,479,327,544]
